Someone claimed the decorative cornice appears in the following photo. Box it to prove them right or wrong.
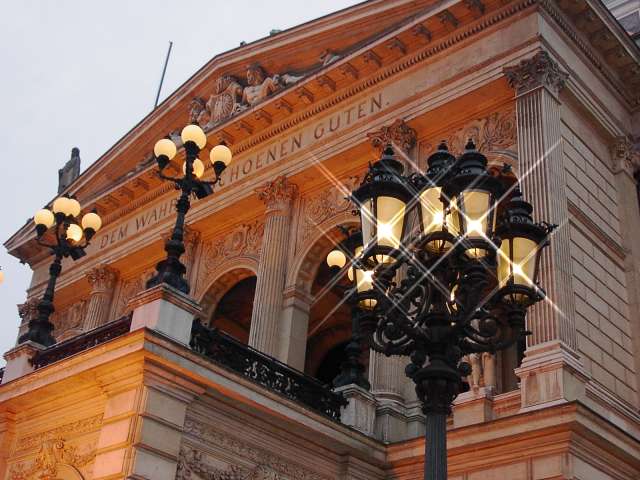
[255,175,298,214]
[610,136,640,175]
[367,119,417,154]
[504,50,569,96]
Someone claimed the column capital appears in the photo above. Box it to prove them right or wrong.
[255,175,298,214]
[504,50,569,97]
[610,136,640,176]
[87,264,119,292]
[18,298,39,322]
[367,118,417,154]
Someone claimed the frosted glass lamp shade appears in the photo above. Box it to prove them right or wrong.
[154,138,177,160]
[181,125,207,149]
[52,197,70,215]
[210,144,233,166]
[67,198,81,218]
[34,209,55,228]
[183,159,205,178]
[326,249,347,269]
[66,224,83,242]
[81,212,102,232]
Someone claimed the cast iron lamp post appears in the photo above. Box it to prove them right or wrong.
[146,124,233,294]
[350,142,554,480]
[325,230,376,390]
[20,197,103,347]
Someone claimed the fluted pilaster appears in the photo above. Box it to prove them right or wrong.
[505,50,576,350]
[83,265,118,331]
[249,176,297,358]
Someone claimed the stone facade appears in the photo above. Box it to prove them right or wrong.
[2,1,640,479]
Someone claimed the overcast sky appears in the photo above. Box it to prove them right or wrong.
[0,0,360,365]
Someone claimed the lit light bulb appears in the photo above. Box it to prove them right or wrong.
[210,144,233,166]
[432,210,444,227]
[181,124,207,149]
[0,269,4,284]
[154,138,177,160]
[81,212,102,232]
[378,222,394,240]
[467,220,483,234]
[67,198,81,218]
[34,209,55,229]
[66,224,83,242]
[326,249,347,269]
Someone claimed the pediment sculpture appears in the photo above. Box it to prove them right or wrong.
[189,64,303,128]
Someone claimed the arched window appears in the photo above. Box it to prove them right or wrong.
[210,276,256,344]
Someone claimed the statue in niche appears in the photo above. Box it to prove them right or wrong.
[241,63,302,106]
[58,147,81,193]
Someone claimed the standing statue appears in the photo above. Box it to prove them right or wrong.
[58,147,81,193]
[241,64,302,106]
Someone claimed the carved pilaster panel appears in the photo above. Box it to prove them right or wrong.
[52,300,87,342]
[115,269,155,318]
[87,265,118,294]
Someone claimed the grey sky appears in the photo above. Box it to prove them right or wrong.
[0,0,360,365]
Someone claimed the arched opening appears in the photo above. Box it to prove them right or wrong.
[200,266,257,345]
[304,254,368,384]
[210,276,256,343]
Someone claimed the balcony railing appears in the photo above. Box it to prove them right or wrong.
[190,319,347,421]
[31,314,132,369]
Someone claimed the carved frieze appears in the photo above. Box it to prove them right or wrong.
[87,265,118,293]
[300,176,359,245]
[420,107,517,168]
[9,438,96,480]
[182,417,329,480]
[16,414,103,452]
[367,119,417,154]
[504,50,569,96]
[189,64,303,128]
[115,269,155,317]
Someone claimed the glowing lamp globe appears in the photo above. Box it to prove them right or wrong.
[154,138,177,161]
[81,212,102,233]
[34,209,55,229]
[0,269,4,284]
[210,144,233,167]
[183,159,205,179]
[67,198,81,218]
[52,197,71,216]
[326,249,347,269]
[181,124,207,149]
[66,223,83,243]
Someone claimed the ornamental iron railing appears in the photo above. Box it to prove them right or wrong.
[31,314,132,369]
[190,319,347,421]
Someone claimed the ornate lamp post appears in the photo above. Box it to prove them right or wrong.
[351,142,554,480]
[325,230,376,390]
[20,197,103,347]
[146,124,232,294]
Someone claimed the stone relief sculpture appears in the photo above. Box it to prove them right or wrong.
[8,438,96,480]
[420,107,517,168]
[367,119,417,154]
[182,417,329,480]
[189,64,304,128]
[464,352,496,391]
[51,300,87,341]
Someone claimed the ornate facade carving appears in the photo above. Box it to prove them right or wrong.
[256,176,298,214]
[177,446,283,480]
[420,106,517,168]
[300,176,359,245]
[182,418,329,480]
[16,414,103,452]
[610,136,640,175]
[87,265,118,293]
[367,119,417,153]
[18,298,39,325]
[52,300,87,341]
[115,269,155,317]
[9,438,95,480]
[189,64,303,128]
[504,50,569,96]
[464,353,496,390]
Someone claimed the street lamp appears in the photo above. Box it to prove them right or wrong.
[325,230,374,390]
[146,124,232,294]
[20,197,103,347]
[350,141,554,480]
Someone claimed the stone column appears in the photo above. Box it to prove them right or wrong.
[83,265,118,331]
[249,176,297,358]
[278,288,312,370]
[368,351,408,442]
[610,137,640,396]
[505,50,587,408]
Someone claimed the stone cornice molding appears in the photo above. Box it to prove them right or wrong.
[255,175,298,214]
[86,265,119,292]
[610,136,640,176]
[367,118,417,153]
[504,50,569,97]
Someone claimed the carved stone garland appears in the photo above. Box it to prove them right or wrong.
[367,119,417,154]
[611,136,640,176]
[8,438,96,480]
